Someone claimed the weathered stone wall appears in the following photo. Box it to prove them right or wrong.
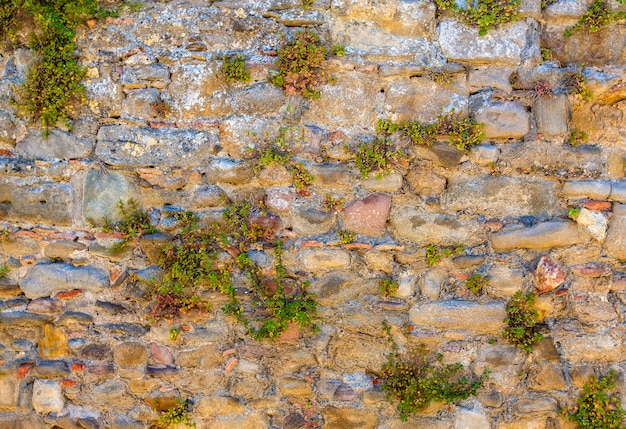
[0,0,625,428]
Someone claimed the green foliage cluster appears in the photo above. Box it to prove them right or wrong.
[1,0,118,135]
[465,273,489,294]
[150,99,172,117]
[337,230,356,244]
[429,71,454,86]
[561,70,593,101]
[300,0,314,9]
[271,31,336,98]
[567,129,588,147]
[255,138,314,194]
[569,207,581,220]
[158,400,195,428]
[435,0,521,36]
[379,277,399,296]
[564,0,626,37]
[0,265,9,278]
[425,243,465,266]
[563,369,626,429]
[380,343,488,421]
[503,291,543,353]
[323,194,345,213]
[354,137,407,179]
[377,110,485,153]
[222,54,250,83]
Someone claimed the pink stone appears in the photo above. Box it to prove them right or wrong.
[225,357,238,372]
[570,263,612,278]
[341,193,392,237]
[264,189,295,213]
[27,298,63,314]
[333,383,358,401]
[535,256,566,294]
[149,343,174,366]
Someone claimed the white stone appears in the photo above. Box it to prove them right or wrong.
[575,208,608,241]
[32,380,65,414]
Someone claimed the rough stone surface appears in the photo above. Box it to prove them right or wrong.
[0,377,19,411]
[321,407,378,429]
[409,301,506,334]
[20,263,109,299]
[83,169,140,223]
[17,129,94,160]
[474,101,530,139]
[341,193,392,236]
[491,222,588,251]
[604,204,626,261]
[114,342,148,367]
[534,256,566,294]
[300,249,351,272]
[0,181,73,225]
[534,94,569,137]
[445,174,558,217]
[32,380,64,414]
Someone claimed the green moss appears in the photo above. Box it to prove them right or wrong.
[503,291,543,353]
[222,54,250,83]
[435,0,521,36]
[354,136,407,179]
[564,0,626,37]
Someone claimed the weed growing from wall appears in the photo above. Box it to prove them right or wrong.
[466,273,489,294]
[158,400,196,428]
[435,0,521,36]
[562,369,626,429]
[1,0,120,135]
[255,136,314,195]
[378,110,485,153]
[354,136,407,179]
[379,278,399,296]
[561,70,593,101]
[222,54,250,83]
[503,291,543,352]
[563,0,626,37]
[425,243,465,266]
[379,324,488,422]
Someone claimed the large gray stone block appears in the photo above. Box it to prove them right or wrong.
[491,221,588,251]
[0,180,73,225]
[20,263,110,299]
[16,129,94,160]
[83,169,140,223]
[534,94,569,137]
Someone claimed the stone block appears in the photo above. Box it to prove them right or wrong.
[454,406,490,429]
[439,20,530,65]
[552,326,626,362]
[232,83,286,115]
[0,376,19,410]
[362,172,403,193]
[474,101,530,139]
[0,414,47,429]
[391,207,485,246]
[535,94,568,137]
[195,395,245,417]
[491,221,588,251]
[96,125,219,168]
[0,181,73,225]
[300,249,351,272]
[321,407,378,429]
[444,173,559,217]
[219,116,273,159]
[20,263,110,299]
[409,301,506,334]
[468,67,515,93]
[120,88,160,120]
[114,342,148,367]
[292,206,336,236]
[32,379,64,414]
[16,129,95,161]
[277,377,313,398]
[83,169,140,223]
[562,180,611,200]
[205,159,254,185]
[604,204,626,261]
[609,181,626,202]
[341,193,392,236]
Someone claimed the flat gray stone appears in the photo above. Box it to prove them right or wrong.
[32,380,64,414]
[361,173,403,193]
[491,221,588,251]
[82,169,140,223]
[474,101,530,139]
[552,325,626,362]
[96,125,218,168]
[604,204,626,261]
[16,129,94,160]
[391,207,485,246]
[409,300,506,334]
[562,181,611,200]
[205,159,254,185]
[609,181,626,202]
[439,20,530,66]
[0,181,73,225]
[445,173,559,217]
[534,94,569,137]
[0,377,19,410]
[292,206,337,237]
[20,263,109,299]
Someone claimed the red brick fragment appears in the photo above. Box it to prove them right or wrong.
[301,241,323,248]
[582,200,612,211]
[71,362,86,371]
[570,263,612,278]
[56,289,83,299]
[61,379,76,387]
[17,363,33,379]
[343,243,373,250]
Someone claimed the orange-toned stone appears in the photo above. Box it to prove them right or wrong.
[17,363,33,379]
[38,324,67,358]
[94,232,125,240]
[301,241,324,248]
[276,322,302,342]
[61,379,76,387]
[13,230,44,240]
[582,200,612,211]
[56,289,83,299]
[450,272,470,280]
[344,243,373,250]
[225,357,238,372]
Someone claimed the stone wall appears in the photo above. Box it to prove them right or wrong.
[0,0,626,428]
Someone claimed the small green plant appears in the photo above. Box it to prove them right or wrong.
[222,54,250,83]
[534,81,555,98]
[158,400,196,428]
[330,43,346,57]
[465,273,489,294]
[569,207,580,220]
[425,244,465,266]
[291,162,314,195]
[567,129,588,147]
[337,230,356,244]
[563,0,626,37]
[354,136,407,179]
[429,71,453,86]
[0,265,9,278]
[169,327,180,342]
[379,278,399,296]
[254,140,313,195]
[541,47,554,62]
[323,194,345,213]
[561,70,593,101]
[380,344,488,421]
[435,0,521,36]
[150,99,172,117]
[3,0,119,135]
[563,369,626,429]
[301,0,314,9]
[378,111,485,153]
[503,291,543,353]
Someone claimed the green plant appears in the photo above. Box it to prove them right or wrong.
[323,194,345,213]
[3,0,118,135]
[465,273,489,294]
[271,31,328,98]
[567,129,588,147]
[541,47,554,62]
[254,140,313,195]
[435,0,521,36]
[429,71,453,86]
[330,43,346,57]
[380,344,488,421]
[534,81,555,98]
[291,162,314,195]
[337,230,356,244]
[301,0,314,9]
[158,400,196,428]
[563,369,626,429]
[0,265,9,278]
[503,291,543,353]
[378,111,485,153]
[169,327,180,342]
[354,136,407,179]
[150,99,172,117]
[561,70,593,101]
[222,54,250,83]
[379,278,399,296]
[425,244,465,266]
[563,0,626,37]
[569,207,580,220]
